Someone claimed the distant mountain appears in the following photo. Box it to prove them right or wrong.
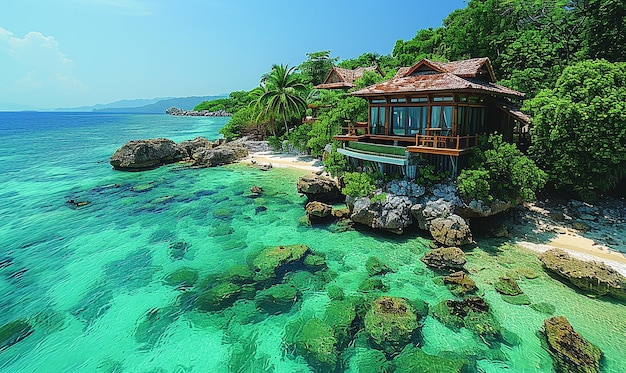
[93,96,226,113]
[0,102,38,111]
[54,97,169,112]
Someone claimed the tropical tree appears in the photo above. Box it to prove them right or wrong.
[255,64,307,135]
[299,51,338,86]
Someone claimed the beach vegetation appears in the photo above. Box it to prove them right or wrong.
[342,172,377,198]
[457,134,547,203]
[525,59,626,201]
[322,143,347,178]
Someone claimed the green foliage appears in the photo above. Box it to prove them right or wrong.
[299,51,338,86]
[323,144,347,177]
[195,91,255,114]
[342,172,377,198]
[457,134,547,203]
[525,59,626,200]
[370,193,387,205]
[219,105,261,140]
[416,164,448,186]
[353,70,384,89]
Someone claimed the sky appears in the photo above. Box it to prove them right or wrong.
[0,0,466,110]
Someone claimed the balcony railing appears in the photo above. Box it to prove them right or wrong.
[415,134,478,150]
[339,121,369,136]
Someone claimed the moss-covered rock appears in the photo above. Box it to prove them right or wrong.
[443,271,477,296]
[326,284,344,300]
[358,276,390,292]
[294,318,339,372]
[365,256,390,276]
[421,247,466,272]
[284,270,327,292]
[219,264,255,285]
[349,347,391,373]
[324,299,357,347]
[303,252,327,271]
[0,319,33,351]
[542,316,602,373]
[531,302,556,315]
[431,297,502,342]
[494,277,523,296]
[164,267,198,288]
[195,282,242,312]
[364,296,419,356]
[251,244,310,282]
[501,294,532,305]
[393,345,468,373]
[254,283,299,314]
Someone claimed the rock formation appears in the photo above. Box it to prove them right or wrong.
[297,176,343,203]
[305,201,333,220]
[429,214,473,246]
[350,194,414,234]
[421,247,466,271]
[109,138,186,171]
[166,107,232,116]
[542,316,602,373]
[539,248,626,301]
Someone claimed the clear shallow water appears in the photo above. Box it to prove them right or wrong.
[0,112,624,372]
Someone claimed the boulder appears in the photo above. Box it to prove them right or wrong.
[250,244,311,282]
[364,296,420,356]
[195,282,242,312]
[297,176,342,203]
[323,299,358,347]
[192,144,248,167]
[429,214,473,246]
[393,345,468,373]
[443,271,477,295]
[539,249,626,301]
[421,247,466,271]
[305,201,333,220]
[411,198,455,230]
[351,194,413,234]
[254,283,299,314]
[431,297,502,342]
[456,198,512,219]
[178,137,215,157]
[294,318,339,372]
[542,316,602,373]
[109,138,185,170]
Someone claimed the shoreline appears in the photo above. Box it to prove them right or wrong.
[239,151,324,173]
[239,151,626,276]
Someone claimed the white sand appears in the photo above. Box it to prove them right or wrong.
[240,151,324,173]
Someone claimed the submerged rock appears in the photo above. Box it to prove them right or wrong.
[431,297,502,342]
[250,244,311,282]
[195,282,242,312]
[164,267,198,289]
[0,319,33,351]
[421,247,466,272]
[364,296,420,356]
[305,201,333,221]
[365,256,391,277]
[539,248,626,301]
[443,271,477,295]
[494,277,524,296]
[324,299,358,347]
[297,176,342,203]
[393,345,468,373]
[429,214,473,246]
[109,138,185,171]
[293,318,339,372]
[541,316,602,373]
[254,283,299,314]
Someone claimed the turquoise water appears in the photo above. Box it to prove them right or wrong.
[0,112,624,372]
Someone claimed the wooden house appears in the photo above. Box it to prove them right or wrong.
[333,58,530,177]
[314,66,383,90]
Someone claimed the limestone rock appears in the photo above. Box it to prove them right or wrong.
[364,296,419,356]
[542,316,602,373]
[305,201,333,219]
[456,198,512,219]
[421,247,466,271]
[297,176,342,203]
[411,198,455,230]
[294,318,339,371]
[192,144,248,167]
[109,138,185,170]
[351,194,413,234]
[429,214,473,246]
[178,137,215,157]
[443,271,477,295]
[539,249,626,301]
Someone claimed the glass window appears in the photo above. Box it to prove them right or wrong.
[392,107,407,135]
[433,96,453,102]
[371,99,386,104]
[411,97,428,103]
[391,98,407,103]
[408,107,427,135]
[431,106,453,134]
[468,107,485,134]
[370,106,386,134]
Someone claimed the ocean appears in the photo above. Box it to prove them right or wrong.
[0,112,624,372]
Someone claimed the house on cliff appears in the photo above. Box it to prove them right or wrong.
[332,57,530,178]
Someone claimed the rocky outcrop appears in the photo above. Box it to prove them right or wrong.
[542,316,602,373]
[411,199,456,230]
[191,143,248,167]
[539,248,626,301]
[443,271,477,295]
[350,194,413,234]
[166,107,232,116]
[178,137,220,158]
[364,296,420,356]
[297,176,342,203]
[305,201,333,220]
[109,138,186,171]
[456,198,513,219]
[421,247,466,271]
[429,214,473,246]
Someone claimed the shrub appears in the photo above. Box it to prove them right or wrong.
[342,172,377,198]
[323,144,348,177]
[457,169,491,202]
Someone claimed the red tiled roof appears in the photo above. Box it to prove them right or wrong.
[353,58,523,98]
[314,66,382,89]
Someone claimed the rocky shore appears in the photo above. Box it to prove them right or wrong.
[165,106,232,116]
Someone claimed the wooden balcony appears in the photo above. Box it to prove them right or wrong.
[333,121,369,141]
[407,134,478,156]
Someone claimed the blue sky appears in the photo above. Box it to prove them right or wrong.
[0,0,466,110]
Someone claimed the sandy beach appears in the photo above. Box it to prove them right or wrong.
[240,151,325,173]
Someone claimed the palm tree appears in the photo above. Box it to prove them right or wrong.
[255,64,307,135]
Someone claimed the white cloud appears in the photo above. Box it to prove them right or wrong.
[0,26,86,108]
